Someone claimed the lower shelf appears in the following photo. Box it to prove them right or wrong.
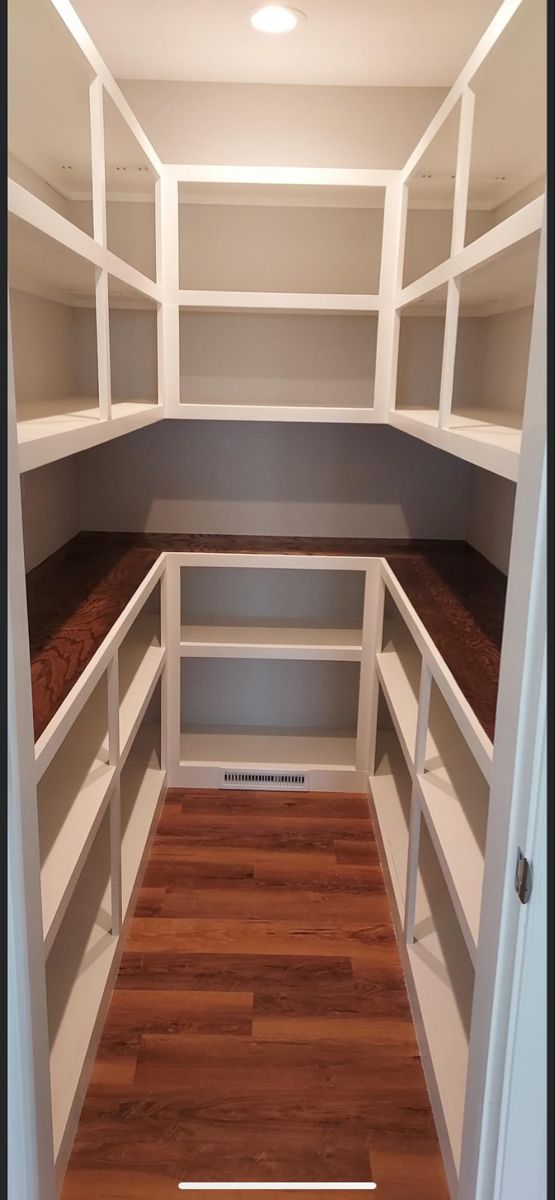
[46,812,116,1164]
[121,731,165,917]
[409,823,474,1180]
[370,730,412,921]
[180,727,357,768]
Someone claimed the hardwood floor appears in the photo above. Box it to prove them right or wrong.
[61,789,450,1200]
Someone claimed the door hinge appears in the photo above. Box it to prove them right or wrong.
[514,847,533,904]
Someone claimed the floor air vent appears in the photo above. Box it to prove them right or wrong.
[221,770,308,790]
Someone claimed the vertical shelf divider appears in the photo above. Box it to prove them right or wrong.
[374,178,408,418]
[356,563,385,777]
[451,86,476,256]
[158,173,180,414]
[107,655,121,936]
[90,76,111,422]
[438,276,461,430]
[165,553,182,785]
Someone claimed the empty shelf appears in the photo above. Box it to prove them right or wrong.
[118,612,164,760]
[449,407,522,451]
[121,731,165,917]
[40,756,115,954]
[17,398,102,440]
[46,819,117,1162]
[417,708,489,956]
[180,727,357,768]
[376,619,422,766]
[409,829,474,1175]
[180,622,363,659]
[370,731,412,920]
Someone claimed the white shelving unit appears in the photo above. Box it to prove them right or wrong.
[180,562,365,660]
[30,555,168,1185]
[7,0,165,471]
[369,566,491,1191]
[8,0,544,468]
[408,823,475,1175]
[170,554,379,793]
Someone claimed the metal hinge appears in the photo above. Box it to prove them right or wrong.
[514,847,533,904]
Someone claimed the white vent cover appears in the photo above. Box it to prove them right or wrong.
[221,769,307,791]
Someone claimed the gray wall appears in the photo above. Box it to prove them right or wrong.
[76,420,473,540]
[21,423,515,574]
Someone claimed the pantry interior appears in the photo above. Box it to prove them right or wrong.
[7,1,547,1198]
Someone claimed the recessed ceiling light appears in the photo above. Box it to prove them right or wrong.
[250,6,305,34]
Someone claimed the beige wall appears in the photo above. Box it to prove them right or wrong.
[466,468,515,574]
[120,81,446,168]
[179,312,378,408]
[21,457,81,571]
[10,290,74,408]
[180,204,384,293]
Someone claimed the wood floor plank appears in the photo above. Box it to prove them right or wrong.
[134,886,389,923]
[116,951,359,992]
[173,787,372,819]
[61,788,449,1199]
[126,917,396,957]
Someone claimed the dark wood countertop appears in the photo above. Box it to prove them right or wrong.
[26,532,506,745]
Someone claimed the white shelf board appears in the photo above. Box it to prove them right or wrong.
[409,835,474,1175]
[17,398,102,438]
[180,623,363,661]
[180,727,357,769]
[46,822,117,1161]
[392,407,440,428]
[110,400,160,416]
[388,407,520,481]
[409,930,470,1176]
[370,731,411,921]
[18,400,164,472]
[118,612,164,764]
[121,733,165,916]
[417,718,489,958]
[39,755,115,956]
[376,621,422,768]
[175,404,378,424]
[449,406,522,445]
[178,290,380,315]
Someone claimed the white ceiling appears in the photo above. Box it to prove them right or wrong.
[71,0,502,87]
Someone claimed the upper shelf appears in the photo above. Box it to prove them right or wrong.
[8,210,163,471]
